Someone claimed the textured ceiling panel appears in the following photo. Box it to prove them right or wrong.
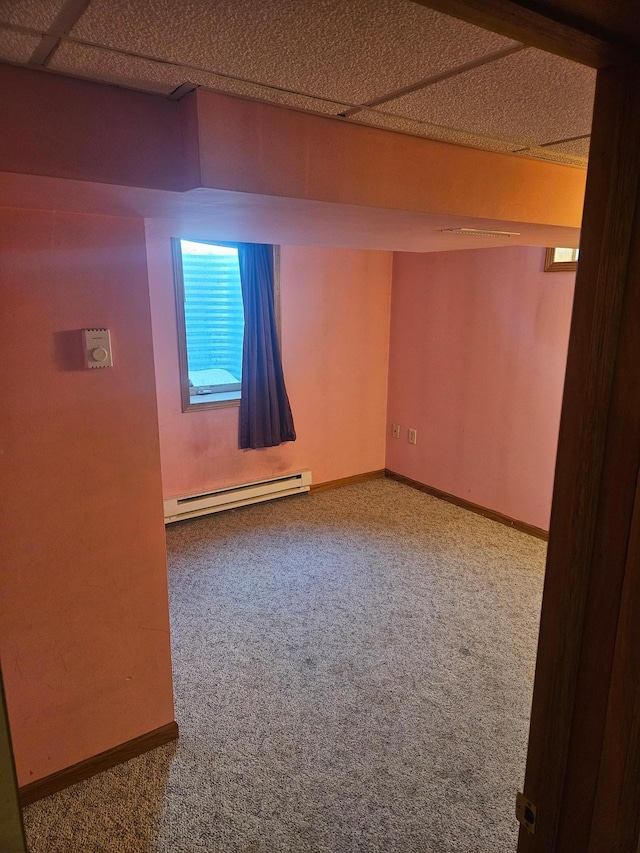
[49,42,178,95]
[382,47,595,148]
[350,108,517,152]
[0,26,41,62]
[49,42,350,113]
[0,0,66,30]
[69,0,518,104]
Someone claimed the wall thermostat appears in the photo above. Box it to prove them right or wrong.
[83,328,113,368]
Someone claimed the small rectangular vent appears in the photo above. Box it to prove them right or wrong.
[163,471,312,523]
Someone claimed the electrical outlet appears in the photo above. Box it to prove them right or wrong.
[392,423,401,439]
[408,428,417,445]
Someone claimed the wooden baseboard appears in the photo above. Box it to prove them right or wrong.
[384,470,549,541]
[19,721,179,806]
[309,469,385,494]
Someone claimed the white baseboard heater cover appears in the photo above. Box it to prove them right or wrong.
[164,470,312,524]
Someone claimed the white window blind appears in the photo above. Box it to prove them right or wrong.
[180,241,244,383]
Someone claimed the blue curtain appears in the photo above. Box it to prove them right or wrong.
[237,243,296,449]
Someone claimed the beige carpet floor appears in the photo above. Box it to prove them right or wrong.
[23,479,546,852]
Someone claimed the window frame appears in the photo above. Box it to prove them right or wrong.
[172,238,281,413]
[544,247,580,272]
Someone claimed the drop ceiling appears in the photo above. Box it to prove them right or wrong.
[0,0,594,168]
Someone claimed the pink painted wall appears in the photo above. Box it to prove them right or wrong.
[145,220,392,497]
[0,207,174,786]
[386,246,575,531]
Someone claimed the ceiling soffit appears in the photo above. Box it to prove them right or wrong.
[0,170,582,254]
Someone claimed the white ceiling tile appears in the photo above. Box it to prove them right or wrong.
[49,41,350,113]
[69,0,518,104]
[211,78,349,115]
[49,42,181,94]
[382,47,595,147]
[350,108,517,152]
[0,26,41,62]
[0,0,66,31]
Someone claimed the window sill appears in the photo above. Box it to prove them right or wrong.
[183,392,240,412]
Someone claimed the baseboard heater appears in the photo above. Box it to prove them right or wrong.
[163,470,312,524]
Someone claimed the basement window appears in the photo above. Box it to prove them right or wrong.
[172,238,281,412]
[544,247,580,271]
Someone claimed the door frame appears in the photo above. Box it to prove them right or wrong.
[411,3,640,850]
